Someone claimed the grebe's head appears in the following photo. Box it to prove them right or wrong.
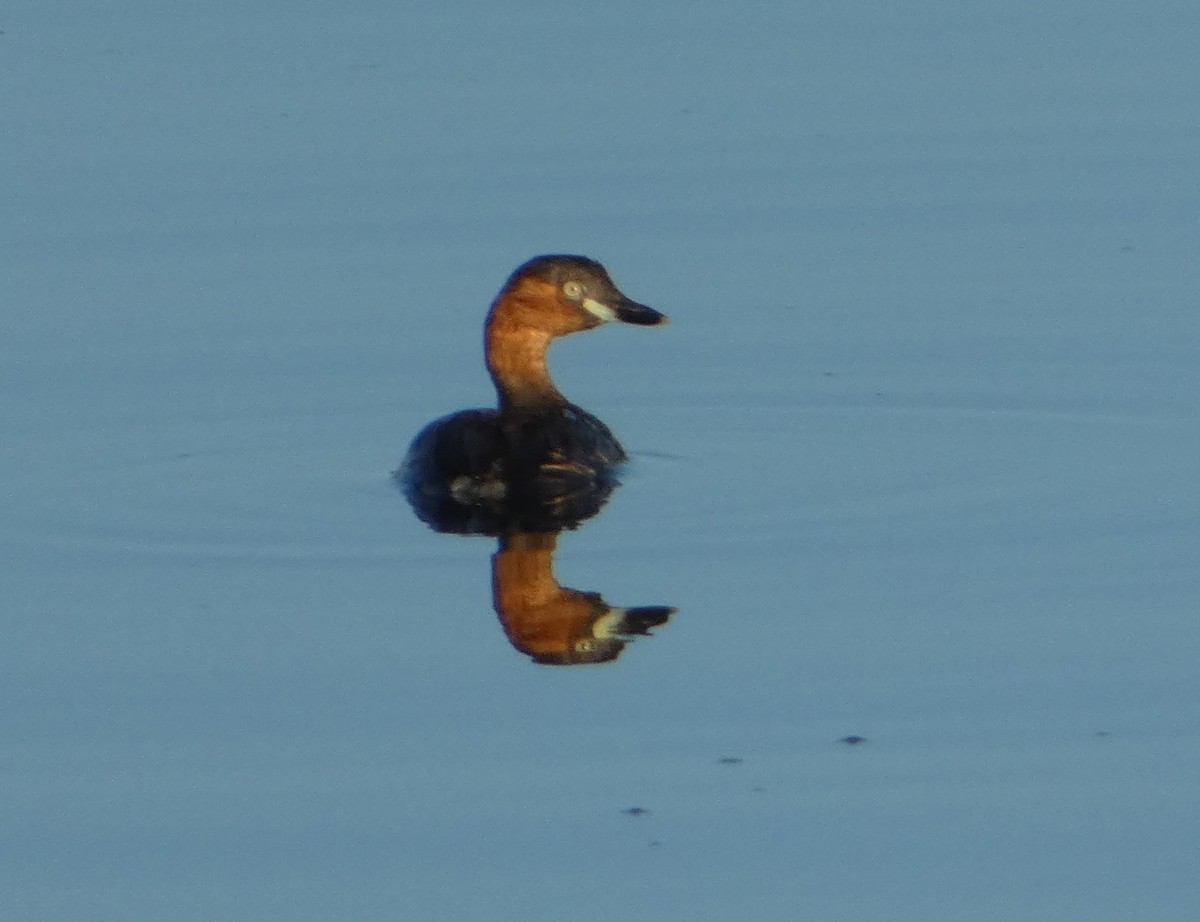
[489,255,667,336]
[484,255,667,409]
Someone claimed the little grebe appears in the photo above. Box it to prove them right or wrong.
[401,255,666,524]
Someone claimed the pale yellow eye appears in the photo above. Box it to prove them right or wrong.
[562,280,585,300]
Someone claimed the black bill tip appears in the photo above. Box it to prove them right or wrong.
[614,298,669,326]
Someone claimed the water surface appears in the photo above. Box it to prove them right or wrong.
[4,1,1200,919]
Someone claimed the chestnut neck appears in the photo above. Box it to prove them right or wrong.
[485,306,570,412]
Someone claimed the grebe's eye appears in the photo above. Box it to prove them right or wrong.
[562,280,585,300]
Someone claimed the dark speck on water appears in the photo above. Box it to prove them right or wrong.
[716,756,743,765]
[623,807,650,817]
[840,735,868,746]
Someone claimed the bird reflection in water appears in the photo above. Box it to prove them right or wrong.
[398,255,675,665]
[492,532,673,665]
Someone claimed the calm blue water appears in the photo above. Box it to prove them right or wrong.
[4,1,1200,919]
